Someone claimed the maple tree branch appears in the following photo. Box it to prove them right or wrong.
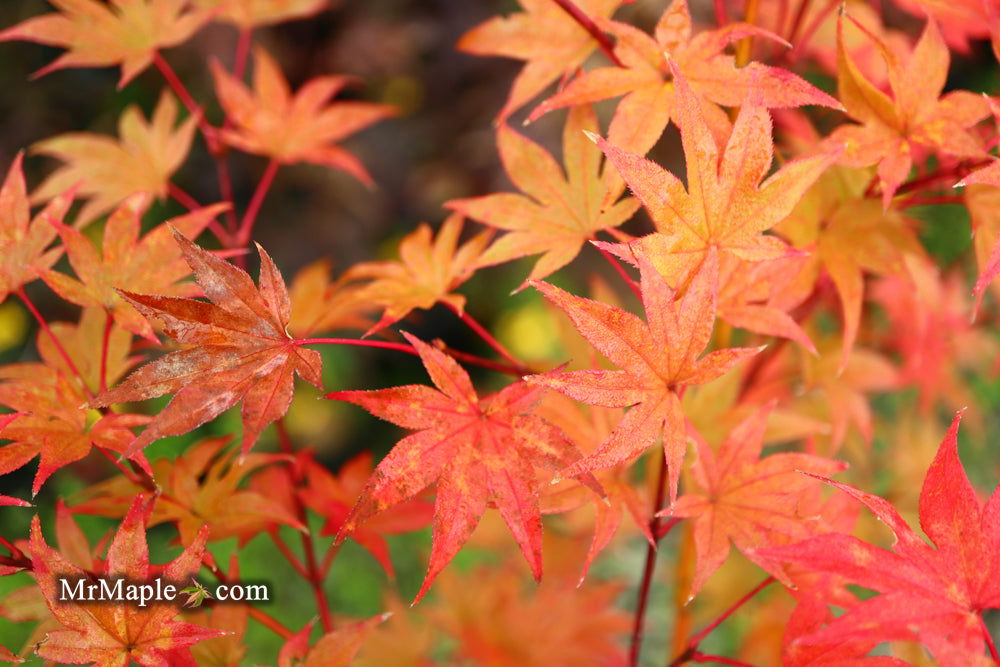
[237,159,280,248]
[549,0,624,67]
[444,302,529,375]
[629,448,671,667]
[595,243,642,300]
[275,418,335,633]
[16,288,92,399]
[99,311,113,394]
[234,29,253,80]
[0,536,23,562]
[167,183,231,245]
[670,576,774,666]
[785,0,813,49]
[202,554,295,640]
[735,0,761,66]
[97,446,146,486]
[153,53,217,152]
[714,0,730,26]
[893,159,993,197]
[268,528,309,579]
[787,0,838,62]
[294,338,524,376]
[249,607,295,640]
[982,615,1000,663]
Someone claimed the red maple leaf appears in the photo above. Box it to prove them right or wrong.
[762,412,1000,665]
[327,332,598,601]
[90,230,323,456]
[29,495,225,666]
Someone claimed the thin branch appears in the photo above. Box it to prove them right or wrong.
[274,419,336,632]
[629,449,670,667]
[550,0,624,67]
[294,337,524,376]
[445,301,529,374]
[236,159,280,248]
[17,288,92,399]
[153,53,217,152]
[595,243,642,300]
[689,577,773,649]
[99,311,113,394]
[168,183,231,245]
[268,529,309,580]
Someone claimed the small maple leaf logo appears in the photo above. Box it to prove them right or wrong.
[179,579,212,608]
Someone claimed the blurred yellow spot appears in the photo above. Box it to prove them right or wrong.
[0,301,28,352]
[380,76,423,115]
[286,391,345,456]
[496,301,559,362]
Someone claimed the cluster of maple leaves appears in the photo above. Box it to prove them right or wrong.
[0,0,999,665]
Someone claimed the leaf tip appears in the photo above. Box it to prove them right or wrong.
[582,130,601,145]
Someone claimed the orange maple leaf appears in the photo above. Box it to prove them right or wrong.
[0,153,75,304]
[446,105,639,283]
[89,230,323,456]
[278,614,389,667]
[762,412,1000,665]
[299,451,434,578]
[287,258,372,338]
[344,213,490,335]
[457,0,623,120]
[30,91,198,225]
[828,12,989,207]
[74,436,306,545]
[593,64,841,288]
[41,196,228,341]
[0,0,210,87]
[528,0,839,163]
[668,403,846,599]
[0,364,150,495]
[193,0,328,29]
[528,250,762,502]
[211,47,396,185]
[327,332,598,601]
[29,496,225,666]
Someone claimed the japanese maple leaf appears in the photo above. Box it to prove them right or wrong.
[74,436,305,544]
[457,0,623,120]
[594,64,840,288]
[871,258,994,416]
[344,213,489,335]
[782,591,912,666]
[776,166,925,369]
[0,0,210,87]
[600,234,816,351]
[89,229,323,456]
[299,451,433,577]
[528,0,839,166]
[445,105,639,283]
[536,394,652,582]
[192,0,327,29]
[434,565,630,667]
[828,12,989,208]
[37,307,136,397]
[667,403,846,599]
[528,249,762,502]
[277,614,389,667]
[327,332,597,601]
[0,153,75,304]
[29,495,225,666]
[31,91,198,225]
[0,364,150,495]
[956,103,1000,318]
[211,47,396,186]
[41,197,228,341]
[287,258,372,337]
[762,412,1000,666]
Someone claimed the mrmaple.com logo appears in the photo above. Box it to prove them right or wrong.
[56,575,269,608]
